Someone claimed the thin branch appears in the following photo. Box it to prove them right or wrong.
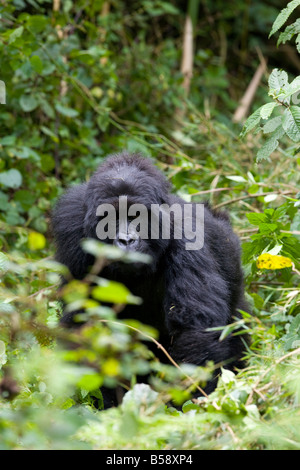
[233,53,267,123]
[192,187,232,196]
[181,15,194,95]
[214,190,295,209]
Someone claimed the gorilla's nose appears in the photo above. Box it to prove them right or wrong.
[114,232,139,250]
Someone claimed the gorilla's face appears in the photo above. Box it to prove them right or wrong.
[96,199,171,276]
[83,153,171,277]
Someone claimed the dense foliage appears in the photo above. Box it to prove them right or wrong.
[0,0,299,450]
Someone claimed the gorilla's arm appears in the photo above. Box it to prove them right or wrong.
[163,222,245,371]
[51,183,92,279]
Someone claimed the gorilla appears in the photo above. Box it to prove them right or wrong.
[52,152,249,404]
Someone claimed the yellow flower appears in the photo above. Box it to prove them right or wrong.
[256,253,293,270]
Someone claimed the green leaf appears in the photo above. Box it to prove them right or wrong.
[26,15,48,34]
[277,18,300,45]
[264,194,278,203]
[82,239,151,265]
[121,384,160,412]
[0,169,22,188]
[55,104,79,118]
[268,69,288,93]
[277,77,300,103]
[256,126,285,161]
[282,107,300,142]
[240,105,264,137]
[20,95,38,112]
[263,116,282,134]
[290,106,300,137]
[40,126,59,142]
[14,190,36,210]
[246,213,268,225]
[41,126,59,142]
[260,102,278,119]
[92,280,141,305]
[296,33,300,53]
[30,55,43,74]
[269,0,300,37]
[226,175,247,183]
[282,314,300,351]
[8,26,24,44]
[77,374,102,392]
[0,252,9,272]
[97,112,110,132]
[258,223,278,233]
[0,340,7,367]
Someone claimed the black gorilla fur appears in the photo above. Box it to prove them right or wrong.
[52,153,249,404]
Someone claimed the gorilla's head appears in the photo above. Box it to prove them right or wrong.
[83,153,172,275]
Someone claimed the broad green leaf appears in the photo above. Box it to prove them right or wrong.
[55,104,79,118]
[62,280,89,303]
[226,175,247,182]
[240,105,264,137]
[0,340,7,366]
[77,374,102,391]
[40,154,56,172]
[0,303,15,314]
[30,55,43,74]
[12,146,40,161]
[40,126,59,142]
[41,125,59,142]
[8,26,24,44]
[14,190,36,210]
[282,314,300,351]
[1,135,16,146]
[0,169,22,188]
[260,102,278,119]
[263,116,282,134]
[258,223,278,233]
[20,95,38,112]
[290,106,300,137]
[264,194,278,202]
[26,15,48,33]
[0,191,9,210]
[269,0,300,37]
[0,252,9,272]
[121,384,159,412]
[246,213,268,225]
[277,18,300,45]
[82,239,151,264]
[268,244,283,255]
[282,107,300,142]
[97,112,110,132]
[92,280,141,305]
[268,68,288,93]
[256,126,285,161]
[277,77,300,102]
[257,137,279,161]
[40,99,55,118]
